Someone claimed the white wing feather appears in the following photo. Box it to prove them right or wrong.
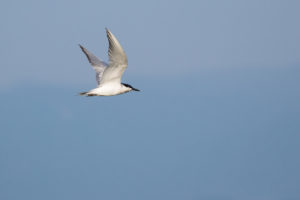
[100,28,128,85]
[79,45,108,85]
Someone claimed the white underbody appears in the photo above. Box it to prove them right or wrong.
[85,82,131,96]
[79,29,135,97]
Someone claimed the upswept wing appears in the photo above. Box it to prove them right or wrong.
[100,28,128,84]
[79,45,108,85]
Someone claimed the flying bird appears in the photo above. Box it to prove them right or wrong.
[79,28,140,96]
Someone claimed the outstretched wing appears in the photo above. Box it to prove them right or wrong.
[100,28,128,85]
[79,45,108,85]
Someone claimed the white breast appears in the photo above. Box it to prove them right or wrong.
[87,83,131,96]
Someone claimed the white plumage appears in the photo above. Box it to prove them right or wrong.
[79,28,139,96]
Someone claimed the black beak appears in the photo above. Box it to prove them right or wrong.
[132,88,140,91]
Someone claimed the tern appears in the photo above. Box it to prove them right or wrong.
[79,28,140,96]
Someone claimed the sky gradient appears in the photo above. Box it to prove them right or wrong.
[1,0,300,200]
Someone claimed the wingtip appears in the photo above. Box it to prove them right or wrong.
[79,44,88,53]
[105,27,112,36]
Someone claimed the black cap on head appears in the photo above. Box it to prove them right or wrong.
[122,83,140,91]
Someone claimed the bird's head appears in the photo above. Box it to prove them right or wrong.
[122,83,140,92]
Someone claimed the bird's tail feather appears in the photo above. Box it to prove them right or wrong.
[79,92,97,96]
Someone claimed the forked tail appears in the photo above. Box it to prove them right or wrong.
[79,92,97,96]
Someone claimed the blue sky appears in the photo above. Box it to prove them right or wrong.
[0,0,300,200]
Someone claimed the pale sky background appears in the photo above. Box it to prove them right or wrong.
[0,0,300,200]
